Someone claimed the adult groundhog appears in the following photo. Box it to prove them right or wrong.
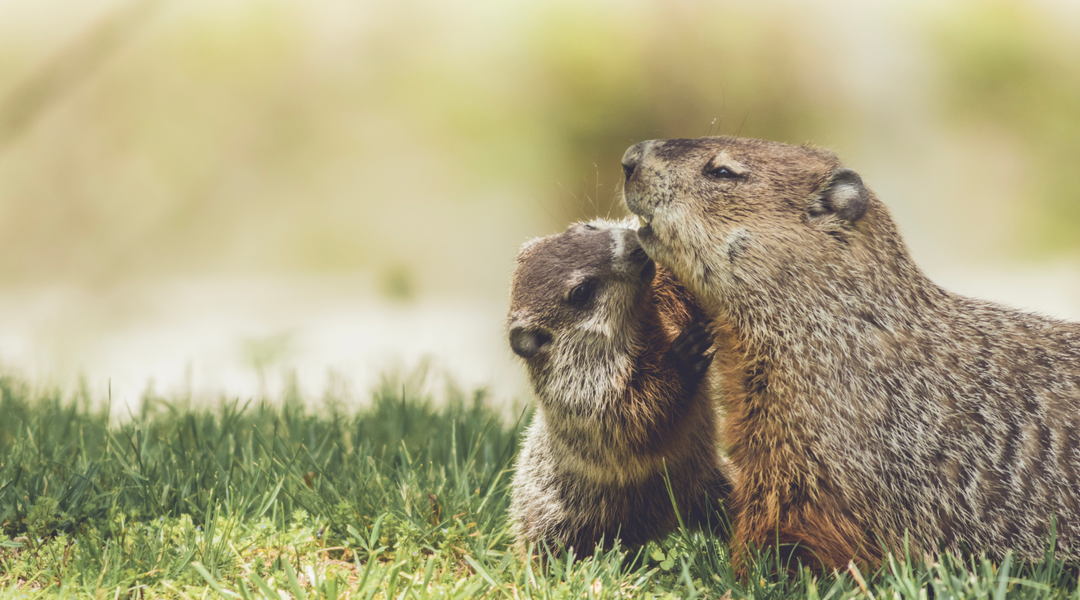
[621,136,1080,572]
[507,218,732,557]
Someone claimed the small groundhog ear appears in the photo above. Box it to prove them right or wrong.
[509,326,552,359]
[814,168,869,222]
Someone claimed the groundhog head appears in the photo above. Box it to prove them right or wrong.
[620,136,875,302]
[508,219,657,406]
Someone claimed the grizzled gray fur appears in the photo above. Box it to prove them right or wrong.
[623,136,1080,572]
[507,218,732,557]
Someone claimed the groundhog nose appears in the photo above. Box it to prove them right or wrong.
[510,326,552,360]
[621,141,653,182]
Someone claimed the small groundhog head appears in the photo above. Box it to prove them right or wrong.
[508,219,657,405]
[620,136,877,302]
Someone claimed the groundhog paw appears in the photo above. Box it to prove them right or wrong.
[671,321,714,382]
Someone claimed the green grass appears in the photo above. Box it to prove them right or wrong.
[1,371,1079,599]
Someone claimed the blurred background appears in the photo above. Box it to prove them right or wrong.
[1,0,1078,413]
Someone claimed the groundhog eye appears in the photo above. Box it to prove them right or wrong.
[568,281,596,306]
[705,164,740,179]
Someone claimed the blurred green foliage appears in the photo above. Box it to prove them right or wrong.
[525,4,837,220]
[931,1,1080,255]
[0,0,1077,297]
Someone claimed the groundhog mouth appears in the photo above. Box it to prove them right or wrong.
[637,221,654,243]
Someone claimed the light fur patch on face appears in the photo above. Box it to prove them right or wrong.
[542,338,632,412]
[723,228,751,262]
[611,229,625,263]
[578,309,614,337]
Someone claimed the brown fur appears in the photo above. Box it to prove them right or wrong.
[507,218,732,557]
[622,136,1080,573]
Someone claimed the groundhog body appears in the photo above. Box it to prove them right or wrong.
[507,218,732,556]
[622,136,1080,571]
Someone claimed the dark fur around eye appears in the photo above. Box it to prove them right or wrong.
[568,280,597,307]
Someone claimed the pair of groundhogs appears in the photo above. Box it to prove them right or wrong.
[507,136,1080,573]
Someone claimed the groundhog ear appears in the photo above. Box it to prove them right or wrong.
[814,168,869,222]
[509,326,552,359]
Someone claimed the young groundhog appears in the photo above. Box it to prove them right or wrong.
[507,218,733,557]
[621,136,1080,572]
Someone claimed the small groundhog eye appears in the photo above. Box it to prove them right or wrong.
[705,164,741,179]
[568,281,596,306]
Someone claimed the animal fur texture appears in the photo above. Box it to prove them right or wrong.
[507,218,732,557]
[621,136,1080,572]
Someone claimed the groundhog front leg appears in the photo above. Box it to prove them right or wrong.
[666,320,734,538]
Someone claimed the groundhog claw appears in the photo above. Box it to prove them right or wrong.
[671,321,714,380]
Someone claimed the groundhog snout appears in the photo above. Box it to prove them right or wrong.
[620,140,653,183]
[621,141,664,220]
[615,228,655,282]
[509,326,551,360]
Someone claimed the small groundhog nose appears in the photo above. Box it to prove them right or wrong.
[621,141,651,182]
[510,326,551,360]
